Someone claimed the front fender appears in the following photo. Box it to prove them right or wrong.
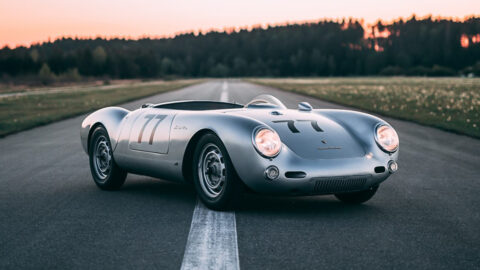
[314,109,399,160]
[80,107,130,154]
[168,112,267,184]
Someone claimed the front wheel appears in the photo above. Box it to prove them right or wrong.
[334,185,378,204]
[88,126,127,190]
[192,133,242,210]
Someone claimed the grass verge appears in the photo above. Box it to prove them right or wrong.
[0,80,201,137]
[249,77,480,138]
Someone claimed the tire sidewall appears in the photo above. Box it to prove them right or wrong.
[192,133,240,210]
[88,126,125,189]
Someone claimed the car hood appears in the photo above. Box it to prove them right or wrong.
[227,109,366,159]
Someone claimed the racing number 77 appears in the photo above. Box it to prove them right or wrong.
[272,119,323,133]
[138,114,167,144]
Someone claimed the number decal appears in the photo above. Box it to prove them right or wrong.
[148,115,166,144]
[272,120,299,133]
[138,115,155,143]
[138,114,167,144]
[272,120,323,133]
[297,120,324,132]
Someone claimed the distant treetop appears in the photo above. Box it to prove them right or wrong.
[1,16,479,80]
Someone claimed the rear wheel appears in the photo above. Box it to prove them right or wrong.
[334,185,378,204]
[192,133,242,210]
[89,126,127,190]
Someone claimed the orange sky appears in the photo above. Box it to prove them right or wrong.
[1,0,479,48]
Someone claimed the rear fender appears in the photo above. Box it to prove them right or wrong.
[80,107,130,154]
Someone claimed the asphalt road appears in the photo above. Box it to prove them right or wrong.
[1,80,479,269]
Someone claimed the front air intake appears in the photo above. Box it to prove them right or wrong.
[374,166,386,173]
[312,175,368,194]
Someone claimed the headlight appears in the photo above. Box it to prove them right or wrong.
[253,128,281,157]
[375,124,399,153]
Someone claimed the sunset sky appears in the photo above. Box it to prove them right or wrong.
[1,0,479,48]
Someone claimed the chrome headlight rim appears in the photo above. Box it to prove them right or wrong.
[252,126,282,158]
[374,123,399,153]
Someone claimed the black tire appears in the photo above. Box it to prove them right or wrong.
[334,185,379,204]
[88,126,127,190]
[192,133,242,210]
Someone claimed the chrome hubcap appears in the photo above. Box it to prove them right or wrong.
[198,143,226,198]
[93,135,112,181]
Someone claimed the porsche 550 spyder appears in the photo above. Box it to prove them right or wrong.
[80,94,399,210]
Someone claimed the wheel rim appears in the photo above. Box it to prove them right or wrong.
[198,143,226,199]
[93,135,112,181]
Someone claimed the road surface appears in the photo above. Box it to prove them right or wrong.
[1,80,479,269]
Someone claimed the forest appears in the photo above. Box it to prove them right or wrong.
[1,15,480,82]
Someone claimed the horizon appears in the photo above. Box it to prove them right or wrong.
[2,14,480,49]
[1,0,479,48]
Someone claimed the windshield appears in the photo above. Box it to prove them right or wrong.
[244,94,287,109]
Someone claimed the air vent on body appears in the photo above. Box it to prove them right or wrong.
[312,175,368,194]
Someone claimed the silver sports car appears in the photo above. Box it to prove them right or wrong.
[80,95,399,210]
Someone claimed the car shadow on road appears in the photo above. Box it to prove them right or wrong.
[115,176,381,216]
[236,193,382,216]
[113,176,196,205]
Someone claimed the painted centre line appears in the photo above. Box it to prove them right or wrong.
[220,81,229,102]
[180,201,240,270]
[181,82,239,270]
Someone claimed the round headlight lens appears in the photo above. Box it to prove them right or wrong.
[254,128,281,157]
[375,125,399,153]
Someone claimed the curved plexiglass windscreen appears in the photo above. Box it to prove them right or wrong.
[245,94,287,109]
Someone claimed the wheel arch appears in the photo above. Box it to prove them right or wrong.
[87,123,106,154]
[182,128,218,183]
[80,107,130,154]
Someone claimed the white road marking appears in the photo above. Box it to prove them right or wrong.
[180,201,240,270]
[220,81,229,102]
[180,84,239,269]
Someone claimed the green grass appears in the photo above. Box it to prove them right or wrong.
[0,80,201,137]
[249,77,480,138]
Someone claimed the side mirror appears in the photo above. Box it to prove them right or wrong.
[141,103,153,109]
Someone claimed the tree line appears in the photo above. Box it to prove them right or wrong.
[1,15,480,82]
